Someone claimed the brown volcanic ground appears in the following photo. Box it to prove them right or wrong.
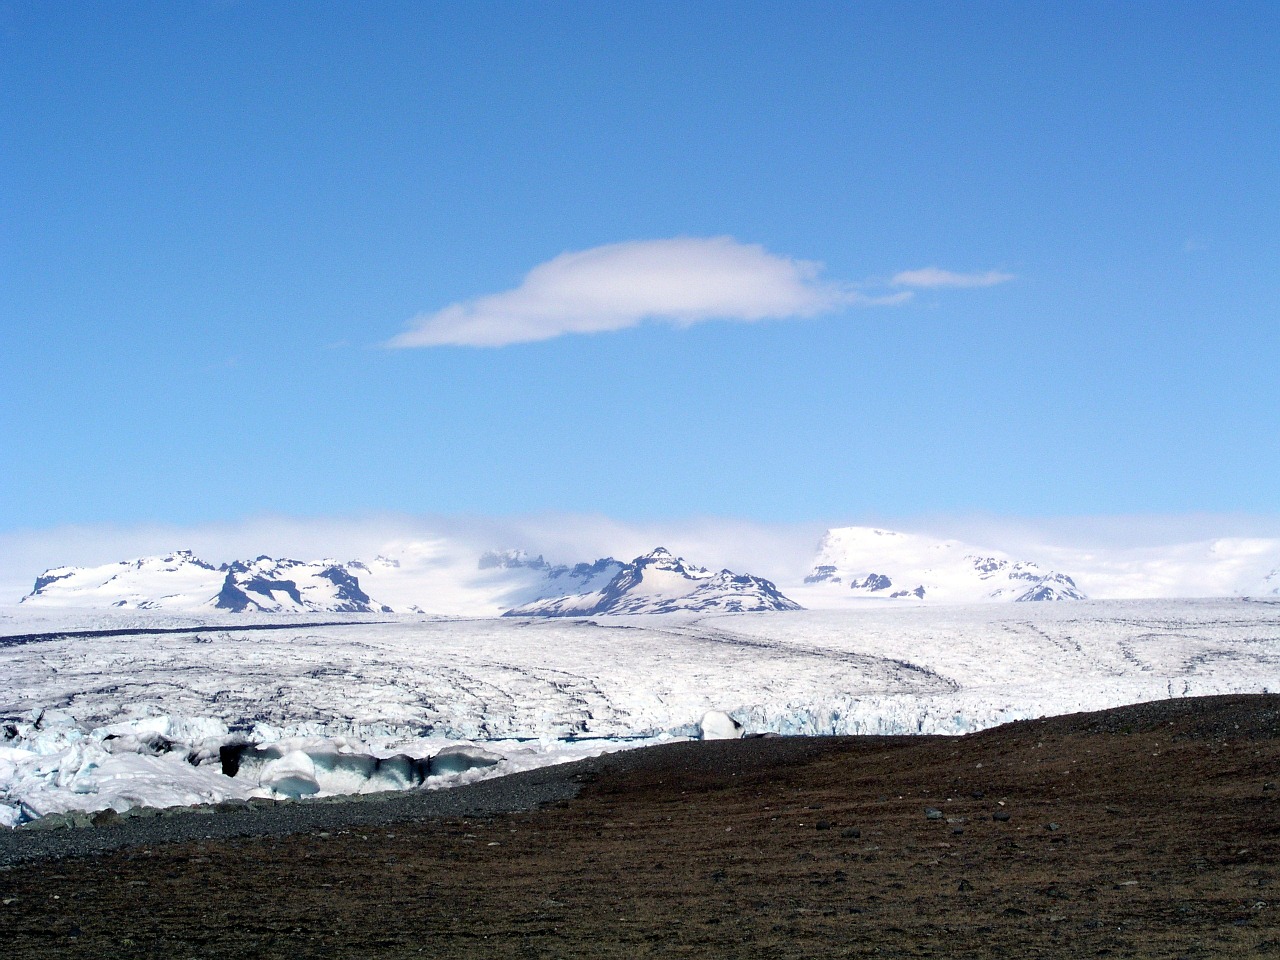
[3,694,1280,959]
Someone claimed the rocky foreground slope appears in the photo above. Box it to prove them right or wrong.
[2,694,1278,958]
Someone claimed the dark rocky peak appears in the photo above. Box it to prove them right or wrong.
[31,569,75,593]
[969,556,1009,576]
[632,547,705,577]
[314,565,389,613]
[213,573,304,612]
[852,573,893,592]
[804,565,841,585]
[128,550,217,572]
[556,558,623,580]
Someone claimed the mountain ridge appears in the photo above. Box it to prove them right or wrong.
[18,525,1280,614]
[19,547,800,617]
[504,547,802,616]
[796,527,1087,604]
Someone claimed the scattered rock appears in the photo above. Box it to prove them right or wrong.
[1046,822,1061,832]
[957,879,973,892]
[993,811,1011,822]
[18,812,93,832]
[90,809,121,828]
[924,807,943,820]
[815,820,831,831]
[840,827,861,839]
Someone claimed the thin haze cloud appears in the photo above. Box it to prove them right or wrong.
[891,267,1015,289]
[387,237,1008,349]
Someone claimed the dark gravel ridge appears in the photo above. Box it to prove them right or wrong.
[4,694,1280,959]
[0,755,585,868]
[2,693,1275,870]
[972,691,1280,742]
[0,619,394,649]
[0,734,864,868]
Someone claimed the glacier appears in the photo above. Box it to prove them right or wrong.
[1,598,1278,827]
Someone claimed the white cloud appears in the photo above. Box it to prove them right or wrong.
[388,237,861,348]
[891,267,1014,289]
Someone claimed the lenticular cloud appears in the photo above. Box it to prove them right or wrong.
[891,267,1014,289]
[387,236,851,348]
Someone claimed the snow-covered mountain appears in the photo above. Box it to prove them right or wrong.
[215,557,391,613]
[477,550,624,594]
[19,527,1280,615]
[506,547,802,616]
[348,545,630,617]
[24,551,226,610]
[19,545,797,617]
[792,527,1086,606]
[21,551,393,614]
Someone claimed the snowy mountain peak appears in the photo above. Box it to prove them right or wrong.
[24,551,231,611]
[639,546,675,560]
[630,547,714,580]
[22,552,391,614]
[505,548,800,617]
[210,557,388,614]
[794,526,1086,606]
[1014,572,1084,602]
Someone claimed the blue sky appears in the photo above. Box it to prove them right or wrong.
[2,1,1277,532]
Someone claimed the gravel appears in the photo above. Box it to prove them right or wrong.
[0,753,591,868]
[0,733,880,868]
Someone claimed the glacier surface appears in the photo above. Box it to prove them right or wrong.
[1,598,1278,826]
